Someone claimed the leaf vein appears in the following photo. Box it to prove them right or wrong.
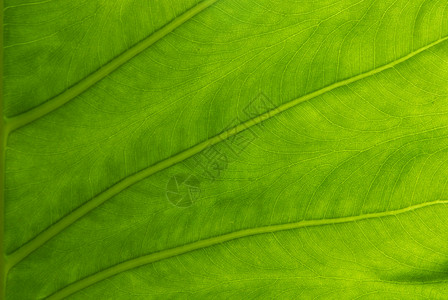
[46,200,448,300]
[6,34,448,270]
[6,0,219,132]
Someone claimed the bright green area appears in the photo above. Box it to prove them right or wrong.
[2,0,448,298]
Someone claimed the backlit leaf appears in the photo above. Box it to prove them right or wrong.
[1,0,448,298]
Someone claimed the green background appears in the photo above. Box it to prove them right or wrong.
[1,0,448,298]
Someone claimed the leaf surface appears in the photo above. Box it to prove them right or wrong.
[2,0,448,299]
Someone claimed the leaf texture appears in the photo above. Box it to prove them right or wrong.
[1,0,448,299]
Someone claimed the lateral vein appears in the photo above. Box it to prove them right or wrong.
[6,35,448,270]
[46,200,448,300]
[6,0,220,132]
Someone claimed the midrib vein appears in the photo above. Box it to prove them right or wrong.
[5,0,220,132]
[46,199,448,300]
[6,35,448,270]
[1,0,7,297]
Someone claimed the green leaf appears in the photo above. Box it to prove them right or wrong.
[2,0,448,298]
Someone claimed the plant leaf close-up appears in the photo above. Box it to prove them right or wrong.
[1,0,448,298]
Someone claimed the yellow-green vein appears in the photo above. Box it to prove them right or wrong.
[6,34,448,271]
[5,0,220,133]
[46,199,448,300]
